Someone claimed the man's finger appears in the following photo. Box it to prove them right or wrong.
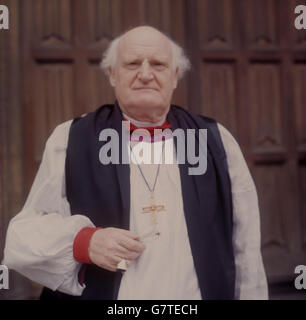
[118,236,146,252]
[115,244,142,260]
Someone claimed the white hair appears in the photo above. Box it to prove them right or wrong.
[100,29,191,80]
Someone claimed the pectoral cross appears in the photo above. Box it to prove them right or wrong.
[141,194,165,236]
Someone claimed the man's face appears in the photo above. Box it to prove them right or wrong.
[109,27,178,123]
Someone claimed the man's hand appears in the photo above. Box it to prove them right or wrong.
[88,227,145,272]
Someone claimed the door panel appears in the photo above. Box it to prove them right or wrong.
[191,0,306,282]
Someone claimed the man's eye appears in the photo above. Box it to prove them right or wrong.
[152,62,166,69]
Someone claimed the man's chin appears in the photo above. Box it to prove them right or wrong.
[130,97,165,110]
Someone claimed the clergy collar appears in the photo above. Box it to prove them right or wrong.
[122,112,167,128]
[122,113,172,142]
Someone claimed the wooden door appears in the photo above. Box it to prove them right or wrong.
[186,0,306,285]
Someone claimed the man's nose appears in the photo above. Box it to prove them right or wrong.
[137,61,153,82]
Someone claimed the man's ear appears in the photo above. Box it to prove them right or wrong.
[172,67,179,89]
[109,67,116,87]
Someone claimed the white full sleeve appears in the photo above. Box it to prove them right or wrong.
[2,120,95,296]
[218,124,269,300]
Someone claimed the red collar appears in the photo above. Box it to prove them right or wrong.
[124,119,171,135]
[123,118,172,142]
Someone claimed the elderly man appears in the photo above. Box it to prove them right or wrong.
[3,26,268,300]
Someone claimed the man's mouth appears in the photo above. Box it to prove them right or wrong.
[133,87,157,91]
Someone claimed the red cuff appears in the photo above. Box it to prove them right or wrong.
[73,227,102,264]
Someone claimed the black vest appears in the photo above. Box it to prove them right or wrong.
[40,103,235,300]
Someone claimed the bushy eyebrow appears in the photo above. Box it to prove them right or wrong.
[149,58,168,64]
[122,56,170,66]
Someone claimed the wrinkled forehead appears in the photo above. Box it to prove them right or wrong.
[117,29,172,62]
